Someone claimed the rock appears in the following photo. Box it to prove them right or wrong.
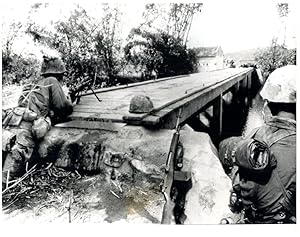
[3,123,235,224]
[179,130,235,224]
[130,159,162,176]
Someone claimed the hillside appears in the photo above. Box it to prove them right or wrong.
[224,48,262,65]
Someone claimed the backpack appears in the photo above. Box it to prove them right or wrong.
[233,126,296,223]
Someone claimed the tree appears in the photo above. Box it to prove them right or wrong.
[124,3,202,79]
[2,21,23,84]
[276,3,289,46]
[1,4,44,85]
[124,28,198,79]
[137,3,203,45]
[255,38,296,79]
[94,4,123,86]
[254,3,295,79]
[137,3,164,31]
[166,3,203,45]
[37,4,124,88]
[46,6,101,90]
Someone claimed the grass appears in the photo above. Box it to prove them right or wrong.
[2,163,81,211]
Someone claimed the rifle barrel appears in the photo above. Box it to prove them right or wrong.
[161,109,182,224]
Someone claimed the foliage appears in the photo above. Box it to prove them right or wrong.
[124,29,198,79]
[36,4,124,89]
[254,3,295,79]
[94,4,123,86]
[2,53,40,85]
[47,6,105,90]
[186,48,201,73]
[166,3,203,45]
[2,3,202,88]
[1,13,40,85]
[277,3,289,18]
[138,3,203,45]
[229,60,236,68]
[255,39,296,79]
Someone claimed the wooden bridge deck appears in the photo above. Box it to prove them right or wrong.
[61,67,254,129]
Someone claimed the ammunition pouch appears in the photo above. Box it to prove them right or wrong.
[32,117,51,139]
[2,107,51,141]
[2,107,38,128]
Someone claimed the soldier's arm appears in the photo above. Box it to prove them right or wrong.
[47,77,73,119]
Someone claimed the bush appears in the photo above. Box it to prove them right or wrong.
[124,29,198,79]
[2,53,40,85]
[255,40,296,79]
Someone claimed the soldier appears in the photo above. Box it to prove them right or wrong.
[2,56,73,186]
[219,65,296,223]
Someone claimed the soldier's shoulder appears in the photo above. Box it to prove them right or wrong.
[43,76,59,82]
[255,124,272,137]
[40,76,60,86]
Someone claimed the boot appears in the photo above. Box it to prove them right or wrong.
[2,149,25,186]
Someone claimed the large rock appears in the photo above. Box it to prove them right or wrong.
[180,130,234,224]
[3,123,234,224]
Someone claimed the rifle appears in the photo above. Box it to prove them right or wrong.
[69,78,102,104]
[161,108,183,224]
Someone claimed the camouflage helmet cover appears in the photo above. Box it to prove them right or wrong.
[41,56,66,75]
[260,65,296,103]
[129,95,154,113]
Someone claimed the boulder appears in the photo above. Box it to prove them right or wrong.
[3,123,235,224]
[180,130,235,223]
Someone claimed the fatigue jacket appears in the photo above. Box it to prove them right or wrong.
[237,116,296,222]
[18,76,73,123]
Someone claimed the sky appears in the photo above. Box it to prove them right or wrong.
[187,0,297,52]
[1,0,298,57]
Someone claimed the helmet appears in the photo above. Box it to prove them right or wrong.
[41,56,66,75]
[129,95,154,113]
[260,65,296,103]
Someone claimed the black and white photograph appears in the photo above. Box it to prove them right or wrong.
[1,0,298,231]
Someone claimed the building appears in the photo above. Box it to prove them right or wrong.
[196,46,224,72]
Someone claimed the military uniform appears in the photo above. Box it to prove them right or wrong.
[229,116,296,223]
[2,57,73,184]
[219,65,296,224]
[18,76,73,123]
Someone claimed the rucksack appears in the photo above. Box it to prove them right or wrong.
[233,126,296,222]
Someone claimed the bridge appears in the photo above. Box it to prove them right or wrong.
[57,67,259,138]
[2,67,262,224]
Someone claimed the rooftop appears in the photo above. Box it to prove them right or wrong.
[195,46,222,57]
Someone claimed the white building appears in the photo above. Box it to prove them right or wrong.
[196,46,224,72]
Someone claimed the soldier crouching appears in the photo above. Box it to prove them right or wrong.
[218,65,296,224]
[2,56,73,187]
